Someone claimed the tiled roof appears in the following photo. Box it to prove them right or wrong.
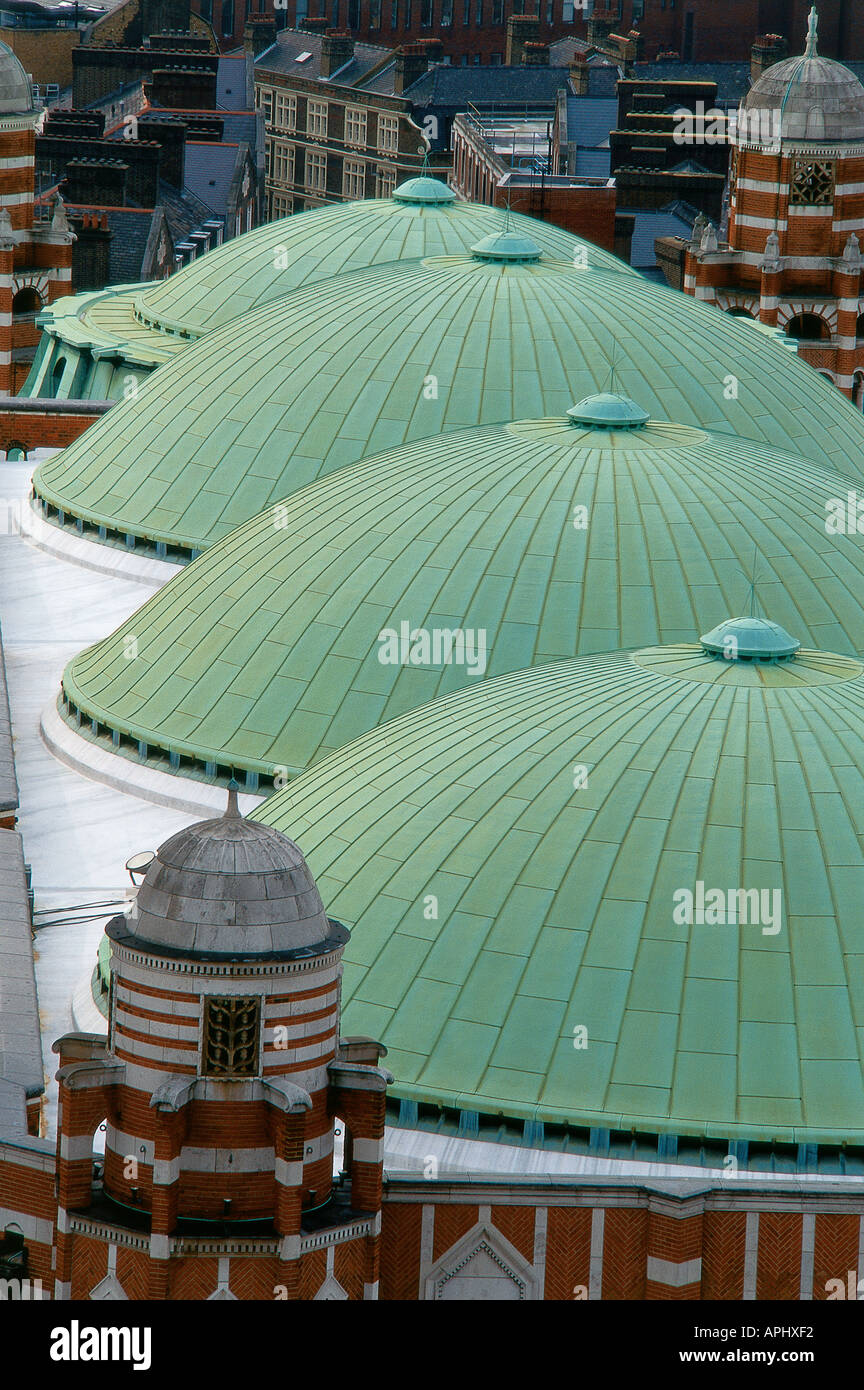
[251,643,864,1146]
[61,406,864,783]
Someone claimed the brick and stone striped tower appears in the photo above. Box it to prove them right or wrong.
[684,6,864,404]
[0,40,73,393]
[52,788,392,1301]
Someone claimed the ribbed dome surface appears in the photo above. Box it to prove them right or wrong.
[742,13,864,143]
[126,798,331,956]
[23,191,631,402]
[0,41,33,115]
[60,412,864,784]
[33,256,864,555]
[132,193,630,338]
[251,644,864,1146]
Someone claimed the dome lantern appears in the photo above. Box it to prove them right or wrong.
[699,614,801,662]
[566,391,651,429]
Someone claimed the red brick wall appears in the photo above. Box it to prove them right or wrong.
[0,408,104,452]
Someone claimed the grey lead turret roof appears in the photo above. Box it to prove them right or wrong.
[0,41,33,115]
[119,789,335,958]
[742,6,864,142]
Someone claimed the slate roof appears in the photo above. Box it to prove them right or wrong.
[216,54,249,110]
[404,64,573,107]
[60,405,864,781]
[251,642,864,1150]
[632,60,752,105]
[621,203,698,271]
[183,141,242,220]
[157,178,216,245]
[255,28,394,89]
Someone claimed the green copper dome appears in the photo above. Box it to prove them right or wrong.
[567,391,651,428]
[22,193,630,401]
[391,176,457,204]
[470,230,543,262]
[247,640,864,1154]
[700,615,801,661]
[59,411,864,788]
[33,254,864,556]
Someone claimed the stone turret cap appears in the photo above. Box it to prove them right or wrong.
[116,787,335,958]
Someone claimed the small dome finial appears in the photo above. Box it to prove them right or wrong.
[225,779,241,818]
[805,5,818,58]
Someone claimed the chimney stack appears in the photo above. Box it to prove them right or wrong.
[64,158,128,207]
[505,14,541,66]
[522,41,549,66]
[136,116,187,191]
[243,17,278,57]
[394,42,431,94]
[751,33,788,84]
[320,28,355,78]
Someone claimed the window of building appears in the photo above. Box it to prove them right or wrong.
[348,0,361,22]
[420,0,432,23]
[307,99,329,138]
[632,0,644,18]
[258,87,273,123]
[297,0,308,15]
[491,0,502,21]
[392,0,399,23]
[441,0,452,21]
[490,51,502,62]
[562,0,573,17]
[376,165,397,197]
[545,0,553,20]
[221,0,235,37]
[463,0,470,20]
[405,0,412,22]
[273,141,295,184]
[345,105,368,146]
[270,191,294,218]
[790,158,834,206]
[202,997,260,1077]
[343,157,366,198]
[274,92,297,131]
[369,0,381,24]
[472,51,481,62]
[378,114,399,152]
[476,0,482,20]
[305,150,328,190]
[785,312,829,341]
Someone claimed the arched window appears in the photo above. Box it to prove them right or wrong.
[786,313,829,341]
[854,374,864,411]
[6,444,26,461]
[12,287,42,317]
[50,355,67,395]
[857,313,864,341]
[726,306,754,318]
